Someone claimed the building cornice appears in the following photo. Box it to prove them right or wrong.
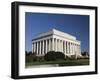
[32,28,77,41]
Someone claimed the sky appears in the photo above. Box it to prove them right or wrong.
[25,12,89,53]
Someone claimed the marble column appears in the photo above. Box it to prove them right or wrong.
[64,41,66,54]
[33,42,35,53]
[73,43,75,54]
[54,38,56,51]
[63,41,64,53]
[59,40,61,52]
[71,42,73,54]
[55,39,57,51]
[39,41,41,55]
[76,45,77,54]
[69,42,70,54]
[32,43,33,53]
[34,43,36,53]
[36,42,38,54]
[72,43,73,54]
[74,44,76,54]
[60,40,63,52]
[77,45,78,54]
[42,40,44,55]
[57,39,59,51]
[61,40,63,52]
[59,39,61,51]
[67,42,69,54]
[45,39,47,53]
[52,38,54,51]
[47,39,49,52]
[49,39,51,51]
[77,45,79,54]
[78,45,80,54]
[65,41,67,54]
[70,43,72,54]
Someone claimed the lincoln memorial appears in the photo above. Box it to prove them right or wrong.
[32,29,81,57]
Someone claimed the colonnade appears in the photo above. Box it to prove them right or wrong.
[32,38,81,56]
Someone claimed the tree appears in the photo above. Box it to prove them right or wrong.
[25,51,37,63]
[25,51,28,56]
[82,52,89,57]
[28,51,32,55]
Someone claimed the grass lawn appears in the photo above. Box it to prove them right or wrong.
[26,58,89,67]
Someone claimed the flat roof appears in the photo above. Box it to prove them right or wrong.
[32,28,76,40]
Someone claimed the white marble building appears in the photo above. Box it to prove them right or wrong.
[32,29,81,57]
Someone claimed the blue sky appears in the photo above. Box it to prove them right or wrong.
[25,12,89,53]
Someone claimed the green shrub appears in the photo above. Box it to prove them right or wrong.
[65,55,70,60]
[32,55,37,61]
[36,56,44,62]
[55,52,65,60]
[70,55,76,60]
[25,54,37,63]
[44,51,65,61]
[44,51,55,61]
